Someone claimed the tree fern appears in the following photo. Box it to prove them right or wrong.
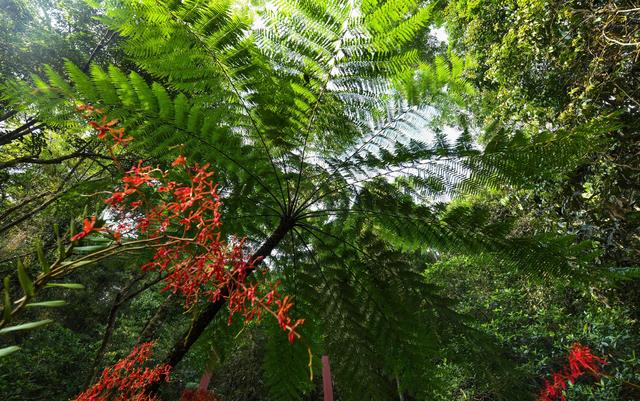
[0,0,604,399]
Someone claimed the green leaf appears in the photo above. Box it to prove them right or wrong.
[54,223,63,257]
[17,259,35,298]
[0,346,21,358]
[69,217,76,240]
[44,283,85,290]
[26,300,67,308]
[72,244,111,253]
[3,277,11,322]
[35,239,50,274]
[0,319,53,334]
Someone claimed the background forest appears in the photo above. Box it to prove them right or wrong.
[0,0,639,400]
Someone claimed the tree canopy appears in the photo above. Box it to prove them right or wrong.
[0,1,638,400]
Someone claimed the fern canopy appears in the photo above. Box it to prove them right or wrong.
[1,0,632,400]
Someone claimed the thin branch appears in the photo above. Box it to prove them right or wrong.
[0,120,44,147]
[119,273,168,305]
[82,30,117,72]
[0,151,111,169]
[602,31,640,47]
[0,154,107,234]
[0,191,50,222]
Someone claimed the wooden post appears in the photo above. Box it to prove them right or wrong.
[198,348,219,391]
[322,355,334,401]
[198,369,212,391]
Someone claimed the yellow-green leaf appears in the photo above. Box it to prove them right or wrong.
[26,300,67,308]
[0,346,20,358]
[44,283,85,290]
[36,239,50,274]
[17,259,35,298]
[0,319,53,334]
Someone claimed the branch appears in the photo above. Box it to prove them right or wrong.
[0,120,44,147]
[602,31,640,47]
[0,151,111,169]
[82,30,117,72]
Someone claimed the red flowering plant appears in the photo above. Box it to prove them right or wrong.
[66,104,308,400]
[74,342,170,401]
[74,104,305,343]
[536,343,607,401]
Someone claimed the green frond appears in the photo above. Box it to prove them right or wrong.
[90,64,119,105]
[282,222,494,401]
[263,320,314,401]
[461,116,620,191]
[64,60,96,103]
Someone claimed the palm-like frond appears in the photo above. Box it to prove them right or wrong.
[0,0,606,399]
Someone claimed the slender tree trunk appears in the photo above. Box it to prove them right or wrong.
[148,216,296,392]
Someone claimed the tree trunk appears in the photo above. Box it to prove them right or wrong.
[148,216,295,392]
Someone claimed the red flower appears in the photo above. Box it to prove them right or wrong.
[89,116,119,140]
[73,342,170,401]
[76,110,305,345]
[568,343,606,378]
[536,343,606,401]
[105,192,126,205]
[71,216,101,241]
[110,127,134,147]
[172,155,187,166]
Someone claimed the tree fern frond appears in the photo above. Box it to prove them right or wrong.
[461,117,619,192]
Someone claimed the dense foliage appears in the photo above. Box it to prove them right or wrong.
[0,1,638,400]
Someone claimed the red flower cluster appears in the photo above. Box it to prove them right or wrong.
[275,295,305,343]
[78,104,132,148]
[75,105,304,343]
[537,343,606,401]
[73,342,170,401]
